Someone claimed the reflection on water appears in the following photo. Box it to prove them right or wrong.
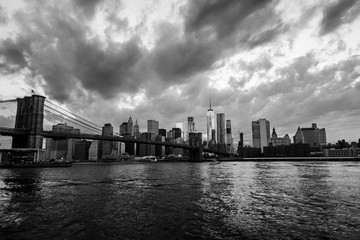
[1,162,360,239]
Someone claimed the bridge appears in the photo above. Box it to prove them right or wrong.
[0,95,235,161]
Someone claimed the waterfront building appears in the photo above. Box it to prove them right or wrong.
[206,98,216,142]
[155,135,166,157]
[139,132,155,156]
[217,113,225,144]
[226,120,233,152]
[45,123,80,160]
[252,118,270,152]
[133,120,140,138]
[300,123,327,147]
[101,123,113,158]
[294,126,304,143]
[88,140,100,161]
[74,140,92,161]
[148,120,159,135]
[270,127,291,146]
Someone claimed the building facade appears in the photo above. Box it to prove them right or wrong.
[252,118,270,152]
[147,120,159,135]
[270,127,291,146]
[216,113,225,144]
[206,99,216,142]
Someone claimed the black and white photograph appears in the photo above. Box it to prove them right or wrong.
[1,0,360,239]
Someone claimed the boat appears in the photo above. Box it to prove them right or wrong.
[137,156,158,162]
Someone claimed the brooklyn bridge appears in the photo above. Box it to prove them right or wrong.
[0,94,235,161]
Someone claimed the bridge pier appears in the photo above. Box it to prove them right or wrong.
[12,95,45,149]
[189,147,203,162]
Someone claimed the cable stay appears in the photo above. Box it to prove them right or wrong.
[45,100,102,128]
[44,105,102,133]
[0,99,17,103]
[44,109,102,134]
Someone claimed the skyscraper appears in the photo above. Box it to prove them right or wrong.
[206,98,216,142]
[226,119,232,145]
[217,113,225,144]
[101,123,113,157]
[133,119,140,138]
[252,118,270,152]
[147,120,159,135]
[188,117,195,133]
[127,115,133,136]
[119,122,128,136]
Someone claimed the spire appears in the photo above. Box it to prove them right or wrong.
[208,97,213,111]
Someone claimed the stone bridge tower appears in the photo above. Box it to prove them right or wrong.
[12,95,46,149]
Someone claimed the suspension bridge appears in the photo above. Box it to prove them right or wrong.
[0,95,235,161]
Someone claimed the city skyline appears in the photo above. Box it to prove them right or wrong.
[1,0,360,144]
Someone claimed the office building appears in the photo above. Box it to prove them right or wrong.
[101,123,113,157]
[252,118,270,152]
[269,127,291,146]
[172,127,182,139]
[206,98,216,142]
[148,120,159,135]
[300,123,327,147]
[294,126,304,143]
[133,120,140,138]
[127,116,133,136]
[139,132,155,156]
[217,113,225,144]
[226,120,232,145]
[45,123,80,160]
[159,128,167,137]
[187,117,195,138]
[119,122,128,136]
[74,140,92,161]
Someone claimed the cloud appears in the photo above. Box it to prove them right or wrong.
[73,0,104,18]
[185,0,272,38]
[0,2,146,102]
[320,0,360,35]
[0,4,7,24]
[0,37,30,74]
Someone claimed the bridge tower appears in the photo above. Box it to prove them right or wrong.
[12,95,46,149]
[189,132,203,161]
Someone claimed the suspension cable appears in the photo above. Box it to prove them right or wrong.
[44,105,102,133]
[45,100,102,128]
[44,109,102,134]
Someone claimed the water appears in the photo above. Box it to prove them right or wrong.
[1,162,360,239]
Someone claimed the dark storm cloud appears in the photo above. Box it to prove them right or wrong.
[0,2,144,102]
[74,0,104,17]
[152,0,281,83]
[185,0,272,38]
[320,0,360,35]
[0,37,30,73]
[151,35,221,81]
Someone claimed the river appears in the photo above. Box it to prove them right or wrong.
[1,161,360,239]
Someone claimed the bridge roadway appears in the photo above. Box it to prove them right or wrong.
[0,127,234,156]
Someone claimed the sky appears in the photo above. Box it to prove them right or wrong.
[0,0,360,146]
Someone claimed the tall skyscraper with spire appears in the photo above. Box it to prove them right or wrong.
[127,115,133,136]
[206,98,216,142]
[133,119,140,139]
